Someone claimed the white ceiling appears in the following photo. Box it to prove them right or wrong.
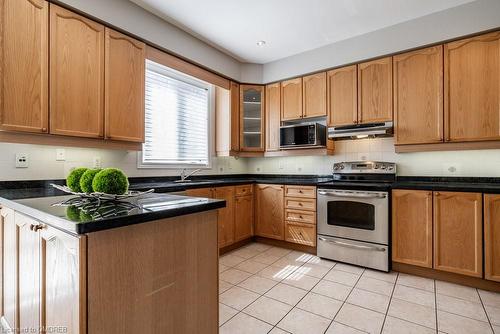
[130,0,475,64]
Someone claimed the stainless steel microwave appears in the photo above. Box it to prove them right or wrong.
[280,123,326,149]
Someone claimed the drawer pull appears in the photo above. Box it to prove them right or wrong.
[299,215,303,219]
[318,237,386,252]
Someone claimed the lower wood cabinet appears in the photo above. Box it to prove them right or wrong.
[285,222,316,246]
[214,186,235,248]
[234,195,254,242]
[255,184,285,240]
[434,191,482,277]
[485,194,500,282]
[392,190,433,268]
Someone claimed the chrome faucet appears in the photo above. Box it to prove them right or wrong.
[178,168,202,182]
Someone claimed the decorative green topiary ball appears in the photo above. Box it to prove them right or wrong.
[66,206,81,222]
[79,169,102,193]
[66,167,89,193]
[92,168,129,195]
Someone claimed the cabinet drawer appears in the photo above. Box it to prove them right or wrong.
[285,185,316,198]
[285,197,316,211]
[285,209,316,225]
[285,222,316,246]
[235,185,253,197]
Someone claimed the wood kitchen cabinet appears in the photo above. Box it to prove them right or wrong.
[255,184,285,240]
[434,191,483,277]
[358,57,393,124]
[104,28,145,142]
[327,65,358,127]
[214,187,235,247]
[444,31,500,142]
[392,190,433,268]
[302,72,327,118]
[50,4,105,138]
[0,0,48,134]
[230,82,241,152]
[485,194,500,282]
[393,46,444,145]
[234,193,254,242]
[240,85,265,152]
[281,78,303,121]
[265,82,281,152]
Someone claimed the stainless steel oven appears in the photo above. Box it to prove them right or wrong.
[316,161,395,272]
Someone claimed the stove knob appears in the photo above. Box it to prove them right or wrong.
[374,164,379,169]
[388,166,394,171]
[381,165,387,170]
[333,165,339,170]
[340,165,345,170]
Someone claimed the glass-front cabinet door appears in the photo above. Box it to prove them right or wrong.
[240,85,265,152]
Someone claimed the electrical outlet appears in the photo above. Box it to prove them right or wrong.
[278,160,284,170]
[93,157,102,169]
[15,153,29,168]
[255,166,261,172]
[442,163,461,175]
[56,149,66,161]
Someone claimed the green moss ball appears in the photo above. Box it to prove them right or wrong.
[79,169,102,193]
[66,206,81,222]
[79,210,93,222]
[92,168,129,195]
[66,167,89,193]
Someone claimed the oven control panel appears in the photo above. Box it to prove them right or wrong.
[333,161,396,174]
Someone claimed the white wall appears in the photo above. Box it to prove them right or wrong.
[262,0,500,83]
[246,138,500,177]
[0,143,248,181]
[55,0,243,81]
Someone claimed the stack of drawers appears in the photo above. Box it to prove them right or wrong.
[284,185,317,246]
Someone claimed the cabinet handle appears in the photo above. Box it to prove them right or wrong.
[435,192,440,196]
[42,127,47,132]
[31,224,45,232]
[298,190,303,193]
[299,215,303,219]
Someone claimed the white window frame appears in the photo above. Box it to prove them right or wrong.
[138,60,215,169]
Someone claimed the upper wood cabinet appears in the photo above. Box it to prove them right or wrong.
[0,0,48,134]
[394,46,444,145]
[240,85,265,152]
[434,191,483,277]
[234,195,254,242]
[104,28,145,142]
[358,56,393,124]
[214,186,235,248]
[484,194,500,282]
[265,82,281,152]
[281,78,303,121]
[302,72,327,118]
[327,65,357,127]
[445,32,500,142]
[392,190,433,268]
[255,184,284,240]
[230,82,240,152]
[49,4,105,138]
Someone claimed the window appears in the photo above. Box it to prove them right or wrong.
[139,60,212,168]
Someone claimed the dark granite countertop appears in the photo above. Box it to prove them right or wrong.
[0,193,225,235]
[393,176,500,193]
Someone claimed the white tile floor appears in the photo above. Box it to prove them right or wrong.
[219,242,500,334]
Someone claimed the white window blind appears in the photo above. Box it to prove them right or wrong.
[141,60,211,167]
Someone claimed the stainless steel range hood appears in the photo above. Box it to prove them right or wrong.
[328,121,393,140]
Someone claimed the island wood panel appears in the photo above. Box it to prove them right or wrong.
[230,82,240,152]
[16,214,40,333]
[265,82,281,152]
[281,78,303,120]
[104,28,145,142]
[434,191,483,277]
[87,212,218,334]
[49,4,104,138]
[0,207,16,330]
[327,65,358,127]
[444,31,500,142]
[234,195,254,242]
[255,184,285,240]
[0,0,48,133]
[393,46,444,145]
[391,190,433,268]
[302,72,327,118]
[485,194,500,282]
[358,57,393,124]
[40,225,86,334]
[214,186,235,248]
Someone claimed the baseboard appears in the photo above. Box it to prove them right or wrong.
[393,262,500,293]
[219,238,253,255]
[254,236,317,255]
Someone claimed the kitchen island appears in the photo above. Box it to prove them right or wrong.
[0,193,224,334]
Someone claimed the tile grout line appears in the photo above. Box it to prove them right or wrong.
[477,288,495,333]
[380,272,399,334]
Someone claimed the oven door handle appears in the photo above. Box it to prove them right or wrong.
[318,237,386,252]
[317,191,386,199]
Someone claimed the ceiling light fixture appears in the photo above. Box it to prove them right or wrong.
[256,40,266,46]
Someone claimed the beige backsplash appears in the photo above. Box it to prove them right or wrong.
[1,138,500,181]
